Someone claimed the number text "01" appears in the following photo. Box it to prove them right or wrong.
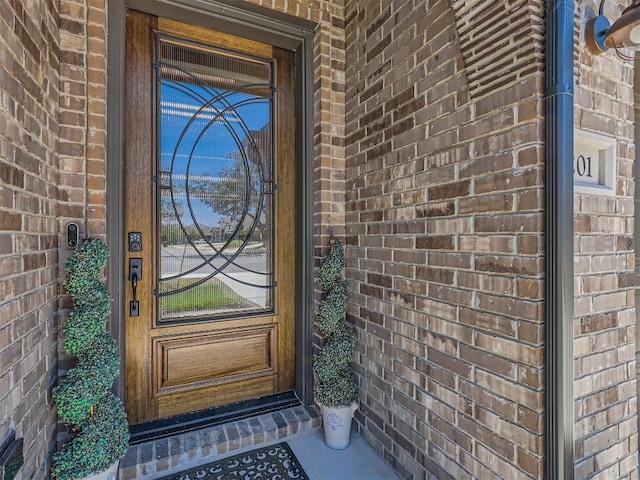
[574,155,592,178]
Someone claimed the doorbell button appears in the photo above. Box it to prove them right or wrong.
[66,223,79,249]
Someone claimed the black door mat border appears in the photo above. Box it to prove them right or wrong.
[158,441,309,480]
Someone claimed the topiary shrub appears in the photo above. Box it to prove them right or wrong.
[52,395,129,480]
[52,238,129,480]
[313,239,359,408]
[316,279,348,335]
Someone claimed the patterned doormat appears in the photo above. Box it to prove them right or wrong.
[160,442,309,480]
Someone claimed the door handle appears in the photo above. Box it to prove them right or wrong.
[129,258,142,316]
[131,272,138,301]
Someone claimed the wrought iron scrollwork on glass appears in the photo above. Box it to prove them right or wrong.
[155,35,276,322]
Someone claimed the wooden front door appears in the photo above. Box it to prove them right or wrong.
[124,11,296,424]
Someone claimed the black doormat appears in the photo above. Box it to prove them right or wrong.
[160,442,309,480]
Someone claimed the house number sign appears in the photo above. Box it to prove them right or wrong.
[574,154,594,181]
[573,129,615,196]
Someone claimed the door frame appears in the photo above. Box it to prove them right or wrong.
[106,0,316,413]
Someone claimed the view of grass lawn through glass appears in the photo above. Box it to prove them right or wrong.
[161,277,251,314]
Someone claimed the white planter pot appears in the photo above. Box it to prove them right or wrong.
[81,460,119,480]
[320,403,359,449]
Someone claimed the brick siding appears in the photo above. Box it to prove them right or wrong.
[451,0,544,100]
[0,0,60,478]
[344,1,547,478]
[58,0,108,239]
[1,0,638,479]
[246,1,348,248]
[53,0,109,472]
[246,0,349,390]
[574,1,638,478]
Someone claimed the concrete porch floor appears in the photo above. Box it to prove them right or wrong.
[289,430,401,480]
[118,404,400,479]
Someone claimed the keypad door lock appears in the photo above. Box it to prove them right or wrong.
[128,232,142,252]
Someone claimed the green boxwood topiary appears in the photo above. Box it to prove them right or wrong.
[64,240,109,297]
[313,239,359,408]
[316,279,348,335]
[313,323,355,382]
[53,333,120,426]
[317,241,344,291]
[69,280,111,308]
[63,302,110,357]
[314,371,359,408]
[51,394,129,480]
[53,238,129,479]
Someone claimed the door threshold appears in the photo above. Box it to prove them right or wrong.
[119,400,321,480]
[128,391,301,445]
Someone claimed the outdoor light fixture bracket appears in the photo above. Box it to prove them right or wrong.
[586,0,640,57]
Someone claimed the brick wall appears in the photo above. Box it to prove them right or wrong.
[574,1,638,478]
[4,0,635,478]
[57,0,109,359]
[247,0,348,247]
[0,0,60,478]
[244,2,640,478]
[344,1,547,478]
[51,0,109,468]
[58,0,108,240]
[245,0,348,393]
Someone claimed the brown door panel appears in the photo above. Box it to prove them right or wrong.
[124,10,296,425]
[153,325,276,392]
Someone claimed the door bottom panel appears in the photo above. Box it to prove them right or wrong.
[154,325,276,395]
